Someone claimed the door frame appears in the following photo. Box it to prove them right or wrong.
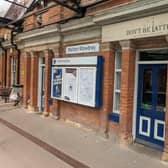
[38,57,45,112]
[132,47,168,143]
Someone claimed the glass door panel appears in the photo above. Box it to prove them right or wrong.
[156,68,166,112]
[141,69,152,110]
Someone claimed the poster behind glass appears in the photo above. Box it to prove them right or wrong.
[64,68,78,102]
[78,68,96,106]
[52,68,62,98]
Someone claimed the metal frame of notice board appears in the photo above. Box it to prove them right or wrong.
[50,56,103,107]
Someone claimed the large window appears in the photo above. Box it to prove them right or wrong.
[113,51,122,114]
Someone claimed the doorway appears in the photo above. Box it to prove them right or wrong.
[136,52,167,149]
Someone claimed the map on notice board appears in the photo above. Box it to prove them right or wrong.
[64,68,78,102]
[78,67,96,106]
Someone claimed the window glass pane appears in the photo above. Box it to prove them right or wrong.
[42,57,45,64]
[115,72,121,90]
[156,68,167,112]
[42,68,45,91]
[140,52,168,61]
[141,69,152,110]
[114,93,120,112]
[113,51,122,114]
[116,52,121,69]
[11,57,17,86]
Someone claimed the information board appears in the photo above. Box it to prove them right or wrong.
[51,56,103,107]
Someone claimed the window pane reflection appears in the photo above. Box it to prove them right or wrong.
[114,93,120,111]
[156,68,166,112]
[115,72,121,90]
[141,69,152,110]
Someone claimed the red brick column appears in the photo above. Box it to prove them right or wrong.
[161,64,168,161]
[43,49,53,116]
[23,52,31,108]
[50,47,61,119]
[100,42,115,135]
[119,40,136,144]
[28,52,39,112]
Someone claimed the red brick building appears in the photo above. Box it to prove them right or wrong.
[0,0,168,160]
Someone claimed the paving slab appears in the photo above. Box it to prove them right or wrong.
[0,122,72,168]
[0,101,168,168]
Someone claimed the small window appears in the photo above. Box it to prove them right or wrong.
[113,51,122,114]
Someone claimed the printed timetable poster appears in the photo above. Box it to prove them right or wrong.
[78,68,96,106]
[52,68,62,98]
[64,68,78,102]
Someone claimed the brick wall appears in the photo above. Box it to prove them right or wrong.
[87,0,133,14]
[23,0,134,31]
[24,15,37,32]
[23,4,75,31]
[42,6,62,25]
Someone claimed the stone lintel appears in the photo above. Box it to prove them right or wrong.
[120,40,136,49]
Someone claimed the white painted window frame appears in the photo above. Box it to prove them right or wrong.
[38,57,45,112]
[113,51,122,114]
[10,56,17,86]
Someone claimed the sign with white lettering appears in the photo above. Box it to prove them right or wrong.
[66,43,99,54]
[52,56,98,66]
[102,13,168,42]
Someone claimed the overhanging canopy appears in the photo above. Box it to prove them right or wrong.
[0,0,34,23]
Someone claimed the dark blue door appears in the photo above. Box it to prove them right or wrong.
[136,64,167,149]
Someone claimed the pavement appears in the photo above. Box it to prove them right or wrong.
[0,101,167,168]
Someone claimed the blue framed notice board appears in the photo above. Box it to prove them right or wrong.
[51,56,103,107]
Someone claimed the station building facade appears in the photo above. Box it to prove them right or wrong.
[0,0,168,160]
